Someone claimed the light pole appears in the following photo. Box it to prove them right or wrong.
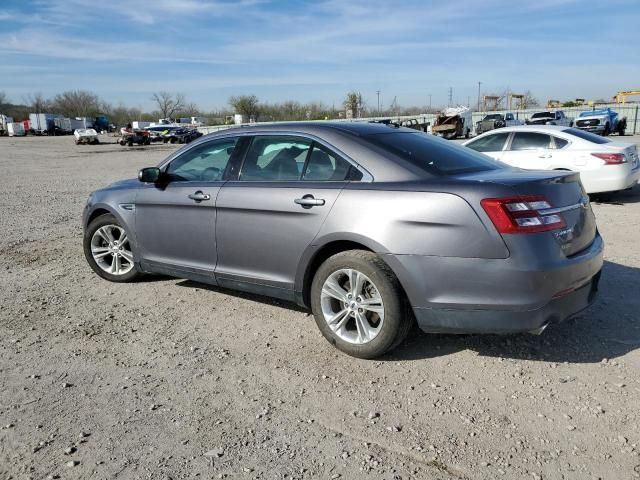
[376,90,380,115]
[428,93,432,112]
[477,81,482,112]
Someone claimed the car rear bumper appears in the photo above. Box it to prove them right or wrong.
[580,165,640,193]
[383,233,604,334]
[412,271,600,334]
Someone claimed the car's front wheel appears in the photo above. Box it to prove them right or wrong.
[310,250,412,359]
[83,214,140,282]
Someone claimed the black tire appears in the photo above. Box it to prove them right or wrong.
[603,124,610,136]
[310,250,412,359]
[83,213,140,283]
[464,129,470,139]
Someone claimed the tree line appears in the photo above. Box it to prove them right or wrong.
[0,88,546,127]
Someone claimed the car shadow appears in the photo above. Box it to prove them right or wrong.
[590,184,640,205]
[174,279,309,314]
[384,260,640,363]
[164,261,638,364]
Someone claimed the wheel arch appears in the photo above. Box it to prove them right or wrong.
[295,234,407,309]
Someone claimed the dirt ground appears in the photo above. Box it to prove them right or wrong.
[1,134,639,480]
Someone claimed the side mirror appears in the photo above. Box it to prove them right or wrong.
[138,167,161,183]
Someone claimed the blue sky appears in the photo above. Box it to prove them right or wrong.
[1,0,639,111]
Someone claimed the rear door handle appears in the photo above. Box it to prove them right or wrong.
[538,154,552,159]
[188,191,211,202]
[294,194,325,209]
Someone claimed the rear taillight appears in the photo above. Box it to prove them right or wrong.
[481,195,566,234]
[591,153,626,165]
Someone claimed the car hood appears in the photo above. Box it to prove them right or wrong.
[577,113,608,121]
[107,178,139,189]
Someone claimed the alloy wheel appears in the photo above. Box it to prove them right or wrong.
[320,268,385,344]
[90,224,134,275]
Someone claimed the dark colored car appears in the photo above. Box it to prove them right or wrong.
[82,122,603,358]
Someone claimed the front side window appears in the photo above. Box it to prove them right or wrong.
[165,137,238,182]
[509,132,552,151]
[240,136,311,181]
[302,144,353,181]
[465,132,510,153]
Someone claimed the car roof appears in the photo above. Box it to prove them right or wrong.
[227,121,419,136]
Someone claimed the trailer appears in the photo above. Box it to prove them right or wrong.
[1,114,14,135]
[29,113,63,135]
[8,122,26,137]
[54,117,73,135]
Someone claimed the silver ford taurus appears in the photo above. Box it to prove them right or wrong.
[83,122,603,358]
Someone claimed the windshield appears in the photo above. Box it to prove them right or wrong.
[531,112,552,118]
[367,132,503,175]
[485,114,502,120]
[563,128,612,144]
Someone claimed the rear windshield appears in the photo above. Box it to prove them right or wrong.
[367,132,503,175]
[563,128,611,144]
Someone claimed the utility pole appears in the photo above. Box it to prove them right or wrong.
[376,90,380,115]
[428,93,432,112]
[448,87,453,107]
[477,81,482,112]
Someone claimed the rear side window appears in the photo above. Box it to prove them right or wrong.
[509,132,552,150]
[367,132,502,175]
[563,128,611,144]
[465,132,510,152]
[302,144,353,181]
[553,137,569,149]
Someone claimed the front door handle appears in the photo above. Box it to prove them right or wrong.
[188,191,211,202]
[294,194,325,209]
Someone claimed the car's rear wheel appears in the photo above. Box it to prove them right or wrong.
[310,250,412,359]
[83,214,139,282]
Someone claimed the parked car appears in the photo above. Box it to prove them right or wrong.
[475,113,523,135]
[463,125,640,194]
[83,122,603,358]
[526,110,573,127]
[575,108,626,136]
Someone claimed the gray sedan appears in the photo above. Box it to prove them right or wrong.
[83,122,603,358]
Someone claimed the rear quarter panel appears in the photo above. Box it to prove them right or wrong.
[314,188,508,259]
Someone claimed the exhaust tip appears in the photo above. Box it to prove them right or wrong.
[528,322,549,336]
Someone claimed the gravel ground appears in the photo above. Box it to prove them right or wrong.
[1,134,639,480]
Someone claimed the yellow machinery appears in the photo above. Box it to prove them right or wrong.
[614,90,640,103]
[482,95,501,111]
[508,94,525,110]
[546,99,561,108]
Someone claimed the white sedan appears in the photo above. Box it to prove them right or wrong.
[463,125,640,194]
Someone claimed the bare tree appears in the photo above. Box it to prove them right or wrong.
[229,95,260,120]
[151,92,186,120]
[24,92,50,113]
[50,90,101,117]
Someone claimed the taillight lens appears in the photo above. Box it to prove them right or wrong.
[481,195,566,234]
[591,153,626,165]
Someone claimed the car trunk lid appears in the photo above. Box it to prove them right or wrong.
[459,169,597,257]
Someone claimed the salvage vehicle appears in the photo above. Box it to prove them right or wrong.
[475,113,523,135]
[575,108,627,136]
[432,106,472,139]
[118,128,151,146]
[0,114,13,135]
[83,122,603,358]
[463,125,640,194]
[526,110,573,127]
[7,122,26,137]
[74,128,100,145]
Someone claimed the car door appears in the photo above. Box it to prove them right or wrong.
[135,136,239,280]
[464,132,510,161]
[215,135,360,300]
[501,131,554,169]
